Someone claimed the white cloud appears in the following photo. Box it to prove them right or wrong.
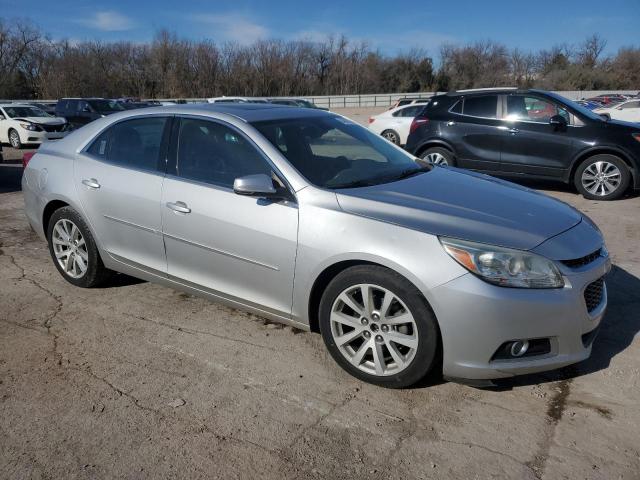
[190,13,269,45]
[80,11,135,31]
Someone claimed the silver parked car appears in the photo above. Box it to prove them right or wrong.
[22,104,611,387]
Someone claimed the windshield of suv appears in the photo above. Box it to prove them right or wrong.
[546,92,604,122]
[88,100,125,112]
[252,115,427,189]
[3,106,51,118]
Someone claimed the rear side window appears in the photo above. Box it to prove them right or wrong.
[621,101,640,109]
[85,117,168,172]
[463,96,498,118]
[175,118,272,188]
[450,100,463,114]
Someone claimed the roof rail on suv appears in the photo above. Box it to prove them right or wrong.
[454,87,518,93]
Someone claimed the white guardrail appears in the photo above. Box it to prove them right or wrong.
[11,90,639,109]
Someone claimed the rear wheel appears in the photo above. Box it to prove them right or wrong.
[381,129,400,145]
[574,154,630,200]
[319,265,440,388]
[47,206,113,287]
[9,129,22,149]
[420,147,455,166]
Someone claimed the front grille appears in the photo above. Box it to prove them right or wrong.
[584,277,605,313]
[561,248,601,268]
[39,123,65,133]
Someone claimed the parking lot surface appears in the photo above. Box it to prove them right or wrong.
[1,140,640,479]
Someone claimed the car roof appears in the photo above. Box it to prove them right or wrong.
[0,103,33,108]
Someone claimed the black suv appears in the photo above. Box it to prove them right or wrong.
[55,98,125,128]
[405,88,640,200]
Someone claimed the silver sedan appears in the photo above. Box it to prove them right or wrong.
[22,104,610,387]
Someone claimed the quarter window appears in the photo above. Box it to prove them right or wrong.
[176,118,272,188]
[462,96,498,118]
[620,101,640,110]
[85,117,168,172]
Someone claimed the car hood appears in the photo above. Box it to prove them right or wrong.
[335,167,582,251]
[14,117,66,125]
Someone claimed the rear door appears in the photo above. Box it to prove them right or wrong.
[446,95,503,171]
[161,116,298,317]
[499,94,575,177]
[75,115,171,273]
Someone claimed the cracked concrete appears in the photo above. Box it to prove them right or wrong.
[1,176,639,479]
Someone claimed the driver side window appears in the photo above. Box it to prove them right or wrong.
[175,118,273,188]
[505,96,570,124]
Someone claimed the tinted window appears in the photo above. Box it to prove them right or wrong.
[86,117,168,172]
[506,96,570,123]
[253,116,421,189]
[450,100,463,114]
[88,100,125,112]
[397,106,422,117]
[67,100,79,112]
[176,118,272,188]
[463,96,498,118]
[621,101,640,109]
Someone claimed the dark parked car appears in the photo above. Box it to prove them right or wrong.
[405,88,640,200]
[55,98,125,128]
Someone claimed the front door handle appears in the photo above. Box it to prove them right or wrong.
[166,201,191,214]
[446,121,456,126]
[508,128,519,134]
[82,178,100,189]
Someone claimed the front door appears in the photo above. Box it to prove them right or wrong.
[75,115,171,273]
[499,94,575,178]
[161,117,298,317]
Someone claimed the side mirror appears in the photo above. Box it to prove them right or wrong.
[549,115,567,130]
[82,106,92,113]
[0,115,5,121]
[233,174,279,198]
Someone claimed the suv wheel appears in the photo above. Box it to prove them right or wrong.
[381,129,400,145]
[319,265,439,388]
[420,147,455,166]
[9,129,22,149]
[574,154,630,200]
[47,206,113,287]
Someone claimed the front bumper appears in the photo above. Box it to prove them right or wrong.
[20,128,68,144]
[430,255,611,380]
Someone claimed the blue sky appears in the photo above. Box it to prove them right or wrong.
[9,0,640,57]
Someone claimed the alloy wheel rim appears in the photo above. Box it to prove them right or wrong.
[424,152,448,165]
[9,131,20,148]
[581,161,621,196]
[52,219,88,279]
[383,131,399,144]
[330,283,418,376]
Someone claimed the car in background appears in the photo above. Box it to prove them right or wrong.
[576,100,605,110]
[23,103,610,388]
[405,88,640,200]
[0,103,70,148]
[585,94,628,106]
[594,99,640,123]
[268,98,327,110]
[368,103,425,145]
[388,97,431,110]
[207,96,269,104]
[55,98,125,128]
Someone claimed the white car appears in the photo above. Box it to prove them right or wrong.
[594,99,640,123]
[207,97,268,104]
[0,104,69,148]
[368,104,425,145]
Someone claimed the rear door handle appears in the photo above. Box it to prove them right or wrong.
[166,201,191,214]
[82,178,100,189]
[508,128,519,134]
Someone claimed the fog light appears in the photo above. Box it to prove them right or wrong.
[510,340,529,357]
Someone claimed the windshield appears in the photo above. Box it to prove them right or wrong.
[546,92,604,122]
[252,115,427,189]
[3,106,51,118]
[88,100,125,112]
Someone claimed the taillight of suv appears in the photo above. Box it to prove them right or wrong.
[23,152,36,168]
[410,116,429,133]
[368,117,375,124]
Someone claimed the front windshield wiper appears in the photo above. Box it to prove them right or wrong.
[391,165,433,181]
[329,165,433,189]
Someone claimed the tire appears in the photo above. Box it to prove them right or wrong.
[319,265,440,388]
[8,129,22,149]
[381,129,401,145]
[420,146,455,166]
[574,154,630,201]
[46,206,113,287]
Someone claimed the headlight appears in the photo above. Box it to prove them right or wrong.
[440,237,564,289]
[19,122,40,131]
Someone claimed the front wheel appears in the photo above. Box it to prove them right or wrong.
[319,265,440,388]
[574,154,630,200]
[9,129,22,149]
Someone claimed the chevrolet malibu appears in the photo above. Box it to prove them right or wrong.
[22,104,611,388]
